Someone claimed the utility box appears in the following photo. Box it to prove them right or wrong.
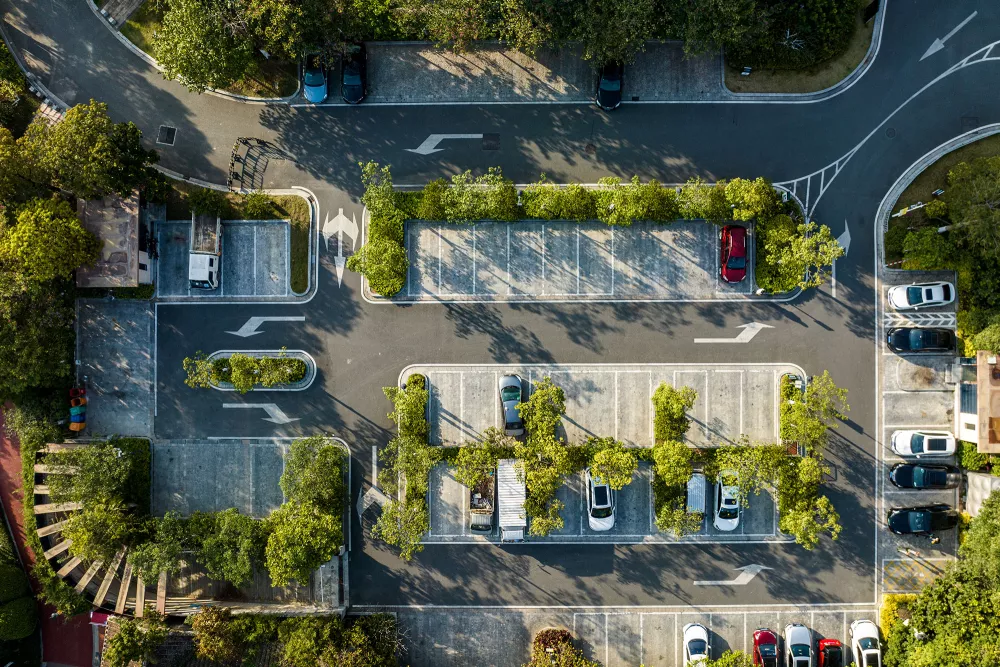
[189,212,221,290]
[497,459,526,543]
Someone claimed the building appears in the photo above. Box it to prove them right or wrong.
[954,351,1000,453]
[75,192,153,288]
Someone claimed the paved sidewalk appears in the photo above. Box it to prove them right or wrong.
[350,41,725,104]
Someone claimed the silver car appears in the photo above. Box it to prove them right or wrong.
[499,374,525,436]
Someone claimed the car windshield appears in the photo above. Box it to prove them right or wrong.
[824,647,844,667]
[791,645,810,657]
[727,256,746,270]
[688,640,707,655]
[910,434,924,453]
[908,511,930,532]
[500,386,521,402]
[305,70,325,86]
[599,77,621,92]
[343,68,362,86]
[906,286,924,304]
[758,644,777,657]
[859,638,878,651]
[504,420,521,430]
[863,654,881,667]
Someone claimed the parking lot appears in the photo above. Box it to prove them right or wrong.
[877,270,960,592]
[425,462,785,544]
[404,363,802,448]
[394,221,757,302]
[157,220,290,299]
[395,606,878,667]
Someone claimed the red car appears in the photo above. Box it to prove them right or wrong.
[720,224,748,283]
[753,628,779,667]
[818,638,844,667]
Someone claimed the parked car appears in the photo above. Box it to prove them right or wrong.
[887,281,954,310]
[885,327,954,353]
[341,43,367,104]
[886,504,959,536]
[890,430,956,458]
[303,53,328,103]
[888,463,962,490]
[752,627,780,667]
[585,468,616,532]
[595,61,623,111]
[849,620,882,667]
[720,225,748,283]
[783,624,813,667]
[498,374,525,436]
[713,470,740,532]
[682,623,710,666]
[817,638,844,667]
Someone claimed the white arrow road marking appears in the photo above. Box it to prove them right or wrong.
[226,316,305,337]
[833,219,851,299]
[222,403,299,424]
[693,564,771,586]
[322,208,361,287]
[694,322,773,344]
[405,133,484,155]
[921,11,977,60]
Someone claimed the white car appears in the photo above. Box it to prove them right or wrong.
[850,619,882,667]
[682,623,710,665]
[783,624,813,667]
[713,470,740,532]
[890,430,956,458]
[585,469,616,532]
[887,282,954,310]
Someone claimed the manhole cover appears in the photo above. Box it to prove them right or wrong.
[885,128,896,138]
[157,125,177,146]
[585,143,597,154]
[481,133,500,151]
[962,116,980,131]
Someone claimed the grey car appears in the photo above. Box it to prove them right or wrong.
[499,374,525,436]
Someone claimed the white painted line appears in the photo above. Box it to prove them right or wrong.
[253,224,258,295]
[541,223,547,296]
[605,613,609,666]
[576,227,581,295]
[372,445,378,486]
[437,225,443,291]
[472,224,477,295]
[506,225,511,295]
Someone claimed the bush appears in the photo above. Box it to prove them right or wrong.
[190,508,268,587]
[958,440,990,472]
[187,188,230,217]
[346,237,408,297]
[880,593,917,634]
[588,437,637,490]
[103,614,167,667]
[527,629,599,667]
[0,596,36,640]
[280,436,347,514]
[652,382,697,441]
[369,206,407,246]
[183,351,306,393]
[972,323,1000,354]
[902,228,954,270]
[652,439,692,488]
[192,606,244,662]
[242,190,274,219]
[884,222,908,262]
[0,564,30,603]
[265,501,342,586]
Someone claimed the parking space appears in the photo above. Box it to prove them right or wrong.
[392,606,877,667]
[406,363,800,448]
[424,462,786,545]
[157,221,289,299]
[877,270,961,592]
[395,221,757,302]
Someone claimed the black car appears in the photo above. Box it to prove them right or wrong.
[889,463,962,490]
[595,61,623,111]
[342,43,367,104]
[886,327,954,353]
[887,504,959,535]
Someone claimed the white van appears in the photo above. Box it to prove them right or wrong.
[686,472,706,515]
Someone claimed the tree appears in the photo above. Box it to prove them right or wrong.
[153,0,256,92]
[587,437,637,490]
[280,436,347,513]
[346,237,408,297]
[518,377,566,438]
[573,0,659,63]
[783,222,845,290]
[684,0,773,56]
[187,187,230,217]
[192,607,244,662]
[371,499,429,561]
[193,508,267,587]
[714,442,786,505]
[46,440,132,505]
[776,456,841,549]
[383,381,430,440]
[399,0,487,52]
[902,228,955,270]
[652,439,692,488]
[128,512,188,582]
[652,382,697,441]
[243,190,274,218]
[279,616,340,667]
[0,127,39,204]
[107,122,159,197]
[0,597,37,640]
[0,198,102,283]
[725,177,781,222]
[679,178,731,222]
[454,427,516,490]
[972,323,1000,354]
[103,614,168,667]
[804,371,849,431]
[946,156,1000,256]
[64,500,134,564]
[516,432,573,536]
[959,491,1000,583]
[265,501,342,586]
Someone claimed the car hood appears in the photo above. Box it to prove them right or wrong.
[589,513,615,531]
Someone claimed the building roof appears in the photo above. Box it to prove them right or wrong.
[976,351,1000,454]
[967,472,1000,517]
[76,192,140,288]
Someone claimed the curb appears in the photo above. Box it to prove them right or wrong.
[205,349,317,392]
[722,1,887,103]
[83,0,302,104]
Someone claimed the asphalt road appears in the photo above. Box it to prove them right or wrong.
[4,0,999,610]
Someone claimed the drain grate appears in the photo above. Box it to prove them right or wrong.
[481,133,500,151]
[885,127,896,138]
[157,125,177,146]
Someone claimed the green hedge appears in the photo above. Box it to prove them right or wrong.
[0,563,29,603]
[0,596,36,640]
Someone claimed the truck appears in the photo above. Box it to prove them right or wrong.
[189,212,221,290]
[469,473,495,533]
[497,459,526,543]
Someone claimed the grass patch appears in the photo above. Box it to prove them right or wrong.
[724,12,873,94]
[119,0,165,55]
[163,183,311,294]
[224,57,299,99]
[884,133,1000,264]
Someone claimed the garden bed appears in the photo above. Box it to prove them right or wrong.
[204,350,314,392]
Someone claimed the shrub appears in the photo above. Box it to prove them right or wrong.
[417,178,448,220]
[346,237,408,297]
[522,177,563,220]
[902,228,954,270]
[518,376,566,438]
[0,564,29,604]
[678,177,730,221]
[242,190,274,219]
[958,440,990,471]
[369,206,407,246]
[884,222,908,262]
[187,188,230,217]
[103,614,168,667]
[191,508,268,587]
[880,593,917,634]
[265,501,342,586]
[972,323,1000,354]
[652,382,697,441]
[186,351,307,393]
[192,606,244,662]
[526,629,599,667]
[588,437,637,490]
[559,184,598,221]
[924,199,948,220]
[0,596,36,640]
[652,439,693,488]
[454,427,516,490]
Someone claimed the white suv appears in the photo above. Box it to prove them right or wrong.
[713,469,740,532]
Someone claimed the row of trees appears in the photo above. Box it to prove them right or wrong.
[352,161,844,298]
[153,0,861,92]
